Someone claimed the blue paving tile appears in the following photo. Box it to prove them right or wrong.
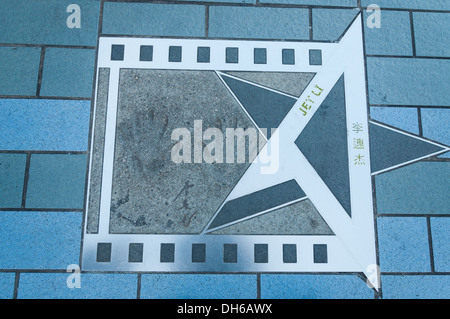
[375,162,450,215]
[180,0,255,2]
[209,6,310,40]
[18,273,137,299]
[102,3,205,37]
[312,8,359,41]
[0,99,90,152]
[40,48,96,98]
[0,0,99,46]
[0,47,41,96]
[367,58,450,106]
[361,0,450,11]
[140,274,257,299]
[370,107,419,134]
[430,218,450,272]
[0,153,26,208]
[0,273,16,299]
[363,10,413,56]
[26,154,87,209]
[0,211,82,269]
[421,108,450,151]
[261,0,357,6]
[377,217,431,272]
[260,274,374,299]
[414,13,450,58]
[381,275,450,299]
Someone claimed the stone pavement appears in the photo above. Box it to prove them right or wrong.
[0,0,449,299]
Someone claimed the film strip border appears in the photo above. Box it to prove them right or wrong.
[96,37,337,72]
[81,234,362,273]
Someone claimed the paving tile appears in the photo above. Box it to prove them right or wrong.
[381,275,450,299]
[26,154,87,209]
[370,107,419,134]
[0,99,90,152]
[0,211,82,269]
[0,153,26,208]
[180,0,255,2]
[0,47,41,96]
[361,0,450,10]
[430,217,450,272]
[40,48,96,98]
[260,274,374,299]
[367,57,450,106]
[0,0,99,46]
[209,6,310,40]
[312,8,359,41]
[140,274,257,299]
[261,0,357,6]
[375,162,450,215]
[421,108,450,150]
[102,2,205,37]
[377,217,431,272]
[0,273,16,299]
[413,13,450,58]
[18,273,137,299]
[363,10,413,56]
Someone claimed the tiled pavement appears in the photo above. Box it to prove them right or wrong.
[0,0,449,299]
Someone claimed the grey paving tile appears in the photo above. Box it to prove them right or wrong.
[375,162,450,215]
[363,10,413,56]
[261,0,357,6]
[40,48,96,98]
[421,108,450,147]
[102,2,205,37]
[312,8,359,41]
[377,217,431,272]
[26,154,87,209]
[414,12,450,58]
[209,6,310,40]
[0,47,41,96]
[0,153,26,208]
[0,0,99,46]
[367,57,450,106]
[361,0,450,10]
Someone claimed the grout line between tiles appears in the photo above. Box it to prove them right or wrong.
[36,47,46,97]
[20,153,31,209]
[426,217,436,273]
